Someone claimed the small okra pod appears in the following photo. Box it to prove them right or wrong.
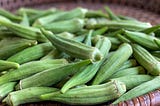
[154,38,160,48]
[0,9,22,22]
[104,6,121,21]
[141,24,160,34]
[92,27,108,36]
[19,12,30,27]
[110,66,145,79]
[132,44,160,75]
[0,39,37,60]
[83,30,93,46]
[33,7,87,26]
[92,43,133,85]
[41,80,126,105]
[111,75,153,90]
[61,36,111,93]
[117,15,137,21]
[7,43,53,64]
[118,59,137,70]
[0,16,47,42]
[42,18,85,33]
[3,87,59,106]
[0,60,19,72]
[41,29,103,62]
[124,30,160,50]
[113,76,160,104]
[85,10,108,18]
[0,82,17,100]
[17,59,91,89]
[0,59,67,85]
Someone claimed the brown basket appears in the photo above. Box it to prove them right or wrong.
[0,0,160,106]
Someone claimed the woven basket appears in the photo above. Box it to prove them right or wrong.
[0,0,160,106]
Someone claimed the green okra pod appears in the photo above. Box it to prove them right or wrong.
[20,12,30,27]
[118,15,137,21]
[85,10,108,18]
[92,27,108,36]
[104,6,120,21]
[132,44,160,75]
[7,43,53,64]
[0,9,22,21]
[110,66,145,79]
[0,82,17,100]
[0,60,19,72]
[3,87,59,106]
[57,32,75,39]
[17,59,91,89]
[113,76,160,104]
[42,18,85,33]
[0,16,47,42]
[83,30,93,46]
[61,36,111,93]
[41,29,103,62]
[141,24,160,34]
[41,80,126,105]
[92,43,133,85]
[0,59,67,85]
[124,30,160,50]
[116,34,131,43]
[0,39,37,60]
[111,75,153,90]
[33,8,87,26]
[118,59,137,70]
[86,18,151,31]
[151,51,160,58]
[154,38,160,48]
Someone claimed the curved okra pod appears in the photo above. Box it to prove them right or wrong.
[41,80,126,105]
[92,43,133,85]
[124,30,160,50]
[61,36,111,93]
[17,59,91,89]
[113,76,160,104]
[0,60,19,72]
[0,16,47,42]
[7,43,53,64]
[41,29,103,62]
[3,87,59,106]
[132,44,160,75]
[111,75,153,90]
[0,59,67,85]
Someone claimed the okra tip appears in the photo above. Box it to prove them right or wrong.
[91,47,103,62]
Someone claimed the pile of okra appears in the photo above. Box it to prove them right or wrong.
[0,6,160,106]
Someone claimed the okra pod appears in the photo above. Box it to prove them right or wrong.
[41,80,126,105]
[3,87,59,106]
[92,27,108,36]
[0,9,22,21]
[154,38,160,48]
[34,8,87,26]
[7,43,53,64]
[110,66,145,79]
[61,36,111,93]
[0,59,67,85]
[113,76,160,104]
[118,59,137,70]
[151,51,160,58]
[20,12,30,27]
[92,43,133,84]
[41,29,102,62]
[0,16,47,42]
[86,19,151,31]
[124,30,160,50]
[42,18,85,33]
[83,30,93,46]
[17,59,91,89]
[0,39,37,60]
[105,6,120,21]
[85,10,108,18]
[141,24,160,34]
[118,15,137,21]
[132,44,160,75]
[0,82,17,100]
[57,32,75,39]
[0,60,19,72]
[111,75,153,90]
